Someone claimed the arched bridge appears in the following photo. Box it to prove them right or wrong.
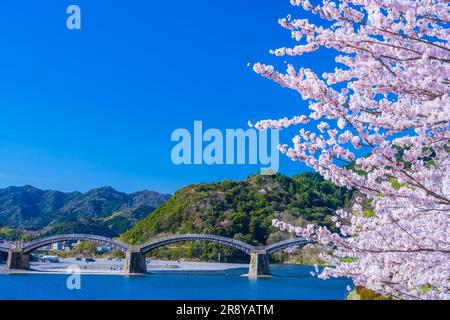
[21,234,130,254]
[3,233,313,278]
[140,234,255,255]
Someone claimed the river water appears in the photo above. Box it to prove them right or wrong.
[0,265,352,300]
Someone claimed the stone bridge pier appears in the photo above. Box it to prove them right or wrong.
[6,250,30,271]
[248,250,270,278]
[124,249,147,275]
[0,251,7,264]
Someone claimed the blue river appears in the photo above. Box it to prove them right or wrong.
[0,265,352,300]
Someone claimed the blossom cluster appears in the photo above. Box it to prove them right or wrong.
[254,0,450,299]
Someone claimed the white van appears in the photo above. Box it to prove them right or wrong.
[42,255,59,263]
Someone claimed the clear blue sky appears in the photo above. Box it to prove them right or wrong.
[0,0,338,194]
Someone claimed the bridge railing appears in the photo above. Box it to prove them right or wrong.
[21,234,130,253]
[140,234,255,255]
[10,233,314,256]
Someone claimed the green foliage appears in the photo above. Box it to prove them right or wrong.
[46,250,74,258]
[121,172,353,261]
[0,227,33,242]
[77,241,98,254]
[389,177,402,191]
[0,227,20,240]
[355,286,391,300]
[274,244,330,266]
[363,209,376,218]
[102,214,131,234]
[111,249,125,259]
[42,218,118,238]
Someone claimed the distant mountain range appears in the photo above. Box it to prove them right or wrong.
[0,185,171,238]
[0,172,355,262]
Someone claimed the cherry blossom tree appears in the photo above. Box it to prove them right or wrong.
[252,0,449,299]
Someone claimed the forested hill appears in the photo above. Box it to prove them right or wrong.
[121,172,353,248]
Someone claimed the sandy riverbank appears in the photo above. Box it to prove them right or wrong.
[0,258,249,275]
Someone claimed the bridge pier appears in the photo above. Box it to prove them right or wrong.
[6,250,30,271]
[248,251,270,278]
[0,251,7,264]
[124,250,146,275]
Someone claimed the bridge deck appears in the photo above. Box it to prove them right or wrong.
[2,233,311,256]
[140,234,256,255]
[21,234,130,253]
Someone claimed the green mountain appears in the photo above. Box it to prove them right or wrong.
[0,185,171,239]
[121,173,353,261]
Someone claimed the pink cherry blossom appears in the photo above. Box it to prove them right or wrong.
[254,0,450,300]
[219,219,230,227]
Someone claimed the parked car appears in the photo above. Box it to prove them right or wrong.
[41,255,59,263]
[85,258,95,263]
[0,238,5,244]
[75,257,82,261]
